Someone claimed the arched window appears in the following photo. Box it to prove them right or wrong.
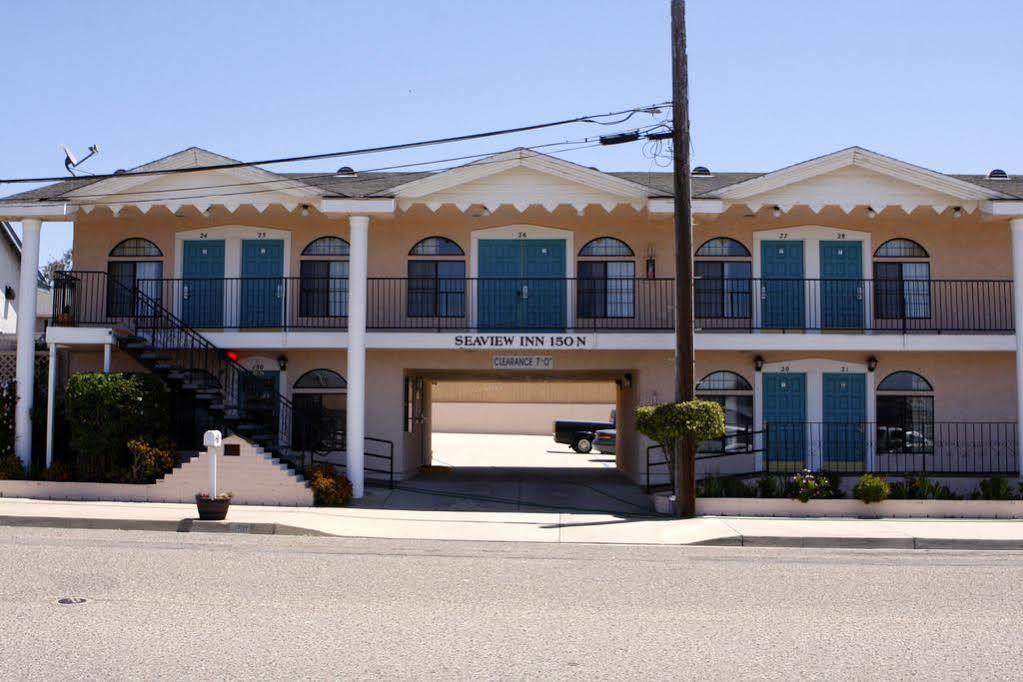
[292,369,347,451]
[696,371,753,453]
[408,237,465,318]
[107,237,163,317]
[578,237,635,318]
[410,237,464,256]
[695,238,750,258]
[110,238,163,257]
[876,371,934,455]
[873,239,930,321]
[695,237,752,321]
[579,237,634,257]
[300,237,350,318]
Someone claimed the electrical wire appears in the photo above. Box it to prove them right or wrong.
[0,100,671,186]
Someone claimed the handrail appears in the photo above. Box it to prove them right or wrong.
[53,270,395,479]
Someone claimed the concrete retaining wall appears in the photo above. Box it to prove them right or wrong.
[0,436,313,506]
[694,497,1023,519]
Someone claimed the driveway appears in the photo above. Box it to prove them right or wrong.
[360,432,652,514]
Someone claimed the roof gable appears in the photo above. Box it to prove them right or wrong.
[386,149,653,211]
[711,147,1011,212]
[67,147,320,213]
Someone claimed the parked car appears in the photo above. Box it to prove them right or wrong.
[553,415,615,453]
[594,428,616,455]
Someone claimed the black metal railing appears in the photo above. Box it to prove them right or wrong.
[645,421,1019,492]
[52,271,394,483]
[51,272,1014,334]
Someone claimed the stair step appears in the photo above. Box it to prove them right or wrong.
[139,352,171,361]
[123,342,154,351]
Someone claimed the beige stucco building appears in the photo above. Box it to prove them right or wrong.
[2,145,1023,496]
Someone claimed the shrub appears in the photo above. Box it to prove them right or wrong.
[790,469,833,503]
[0,455,25,480]
[40,460,73,482]
[888,475,961,500]
[64,373,170,481]
[697,474,756,498]
[637,400,726,493]
[756,474,788,498]
[853,474,890,503]
[306,463,353,507]
[0,381,15,459]
[971,476,1018,501]
[127,438,176,484]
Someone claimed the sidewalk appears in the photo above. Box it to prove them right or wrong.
[2,497,1022,549]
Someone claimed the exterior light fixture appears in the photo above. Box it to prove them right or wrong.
[277,354,288,371]
[470,204,491,218]
[952,206,963,219]
[4,286,14,301]
[867,356,878,372]
[866,207,877,219]
[754,355,764,372]
[646,244,656,278]
[300,204,310,217]
[772,206,782,218]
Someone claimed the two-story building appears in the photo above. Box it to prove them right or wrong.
[2,145,1022,498]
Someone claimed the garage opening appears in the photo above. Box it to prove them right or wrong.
[396,371,654,514]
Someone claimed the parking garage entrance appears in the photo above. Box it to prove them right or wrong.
[393,369,654,514]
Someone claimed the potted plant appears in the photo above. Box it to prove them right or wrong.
[195,492,233,520]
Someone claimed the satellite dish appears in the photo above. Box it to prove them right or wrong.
[62,143,100,175]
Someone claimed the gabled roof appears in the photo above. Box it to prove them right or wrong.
[1,221,50,289]
[707,146,1013,202]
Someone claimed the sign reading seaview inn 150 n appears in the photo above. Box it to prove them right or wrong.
[453,334,591,349]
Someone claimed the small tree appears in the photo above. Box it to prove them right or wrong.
[636,400,725,499]
[41,248,72,285]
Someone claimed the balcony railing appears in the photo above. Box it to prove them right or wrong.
[50,272,1015,334]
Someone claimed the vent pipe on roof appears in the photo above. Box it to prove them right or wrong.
[335,166,357,177]
[987,169,1009,180]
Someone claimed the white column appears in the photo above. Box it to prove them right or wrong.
[14,219,42,467]
[45,343,57,467]
[1011,218,1023,477]
[103,343,112,373]
[346,215,369,498]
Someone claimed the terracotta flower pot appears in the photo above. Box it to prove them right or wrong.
[195,495,231,520]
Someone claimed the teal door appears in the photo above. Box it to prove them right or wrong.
[761,241,804,329]
[822,372,867,470]
[478,239,566,330]
[241,240,284,327]
[763,372,806,469]
[820,241,863,329]
[182,240,225,327]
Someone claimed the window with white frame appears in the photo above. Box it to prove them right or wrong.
[876,371,934,454]
[299,237,349,317]
[577,237,635,318]
[695,370,754,453]
[873,239,930,320]
[694,238,752,319]
[107,238,164,317]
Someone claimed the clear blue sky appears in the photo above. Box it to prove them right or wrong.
[3,0,1021,264]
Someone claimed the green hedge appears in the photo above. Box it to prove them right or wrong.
[65,373,170,481]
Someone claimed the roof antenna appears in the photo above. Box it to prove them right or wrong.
[63,144,100,175]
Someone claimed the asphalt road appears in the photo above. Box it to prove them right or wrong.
[1,527,1021,680]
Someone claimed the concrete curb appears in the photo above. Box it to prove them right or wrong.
[0,516,327,537]
[696,535,1023,550]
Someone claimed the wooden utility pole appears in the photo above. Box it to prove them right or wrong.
[671,0,697,517]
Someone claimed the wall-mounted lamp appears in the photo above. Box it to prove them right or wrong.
[619,373,633,389]
[754,355,764,372]
[866,206,877,219]
[867,356,878,372]
[772,205,782,218]
[277,354,288,371]
[300,204,310,217]
[952,206,963,219]
[4,285,14,301]
[470,204,491,218]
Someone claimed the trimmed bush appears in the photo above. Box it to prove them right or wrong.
[971,476,1018,501]
[637,400,726,493]
[306,463,354,507]
[127,438,176,484]
[40,460,73,482]
[853,474,890,503]
[0,381,15,459]
[65,373,170,481]
[888,475,960,500]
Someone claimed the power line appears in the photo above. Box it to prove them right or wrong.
[0,101,670,186]
[55,128,662,202]
[63,140,625,209]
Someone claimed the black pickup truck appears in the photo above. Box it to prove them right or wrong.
[553,415,615,453]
